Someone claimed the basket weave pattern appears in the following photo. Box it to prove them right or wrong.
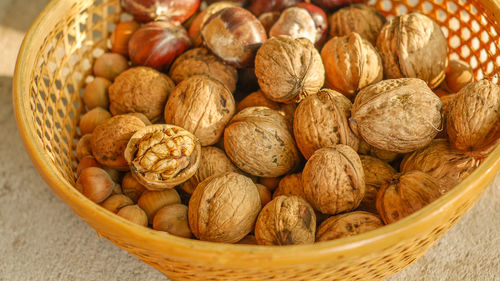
[14,0,500,280]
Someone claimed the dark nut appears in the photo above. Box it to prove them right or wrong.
[316,211,383,241]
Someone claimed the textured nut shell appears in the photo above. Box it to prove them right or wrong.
[302,145,365,215]
[124,124,201,190]
[256,184,272,207]
[273,173,304,199]
[255,35,325,104]
[351,78,442,153]
[376,12,448,89]
[153,204,192,238]
[169,48,238,93]
[321,33,383,98]
[224,107,301,177]
[237,90,296,126]
[164,75,236,146]
[445,59,474,93]
[436,93,458,139]
[180,146,239,194]
[293,89,359,159]
[401,139,479,193]
[108,67,175,122]
[447,80,500,156]
[329,4,386,45]
[255,195,316,245]
[188,172,261,243]
[121,172,147,202]
[376,171,442,224]
[357,155,396,213]
[269,7,317,44]
[91,115,146,170]
[138,189,181,224]
[316,211,383,242]
[101,194,134,213]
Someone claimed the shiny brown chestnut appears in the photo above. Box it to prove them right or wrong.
[249,0,303,17]
[128,21,191,71]
[296,3,328,47]
[121,0,200,23]
[311,0,363,10]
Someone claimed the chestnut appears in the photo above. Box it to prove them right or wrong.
[128,21,191,71]
[269,7,317,43]
[121,0,200,23]
[296,3,328,47]
[311,0,363,11]
[249,0,303,17]
[110,21,140,56]
[201,7,267,68]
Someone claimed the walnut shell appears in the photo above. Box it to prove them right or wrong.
[321,33,383,98]
[164,75,236,146]
[302,145,365,215]
[169,48,238,93]
[447,80,500,156]
[180,146,239,194]
[444,59,474,93]
[188,172,261,243]
[350,78,442,153]
[237,90,296,126]
[376,12,448,89]
[224,106,301,177]
[376,170,441,224]
[293,89,359,159]
[358,139,400,163]
[316,211,383,242]
[401,139,479,193]
[273,173,304,199]
[255,35,325,104]
[91,115,146,170]
[255,195,316,245]
[124,124,201,190]
[357,155,396,213]
[108,66,175,122]
[329,4,385,45]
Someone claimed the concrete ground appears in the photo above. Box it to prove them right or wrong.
[0,0,499,280]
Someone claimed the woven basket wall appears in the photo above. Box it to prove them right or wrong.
[13,0,500,280]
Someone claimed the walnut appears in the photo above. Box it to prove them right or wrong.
[376,12,448,89]
[237,235,258,245]
[180,146,239,194]
[273,173,304,199]
[376,171,442,224]
[447,80,500,157]
[444,59,474,93]
[188,172,261,243]
[108,66,175,122]
[321,33,383,98]
[269,7,317,44]
[316,211,384,242]
[91,115,146,170]
[358,139,400,163]
[357,155,396,213]
[302,145,365,215]
[329,4,386,46]
[401,139,480,193]
[254,195,316,245]
[255,35,325,104]
[293,89,359,159]
[350,78,442,153]
[224,106,301,177]
[169,48,238,93]
[124,124,201,190]
[237,90,296,126]
[164,75,236,146]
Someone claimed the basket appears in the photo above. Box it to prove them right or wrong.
[13,0,500,280]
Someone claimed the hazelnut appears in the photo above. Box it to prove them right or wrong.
[270,7,317,44]
[101,194,134,213]
[93,53,129,81]
[350,78,442,153]
[224,107,301,177]
[237,235,258,245]
[188,172,261,243]
[79,107,112,135]
[120,0,200,23]
[237,90,296,126]
[164,76,236,146]
[180,146,238,194]
[103,167,122,183]
[153,204,192,238]
[188,2,239,46]
[108,66,175,122]
[76,134,93,161]
[258,11,281,34]
[258,176,281,192]
[121,172,147,202]
[273,173,304,199]
[117,205,148,227]
[293,89,359,159]
[76,167,116,203]
[255,195,316,245]
[321,33,383,98]
[138,189,181,224]
[357,155,396,213]
[447,80,500,157]
[110,21,140,56]
[82,77,111,110]
[376,171,442,224]
[249,0,301,17]
[91,114,146,170]
[302,145,365,215]
[316,211,383,242]
[255,35,325,104]
[376,12,448,89]
[76,156,102,177]
[169,48,238,93]
[256,184,272,207]
[329,4,386,45]
[444,59,474,93]
[124,125,201,190]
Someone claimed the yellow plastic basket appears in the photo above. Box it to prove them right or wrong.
[13,0,500,280]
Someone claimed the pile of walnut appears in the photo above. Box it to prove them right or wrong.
[75,0,499,245]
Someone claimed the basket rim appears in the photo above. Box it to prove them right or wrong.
[13,0,500,266]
